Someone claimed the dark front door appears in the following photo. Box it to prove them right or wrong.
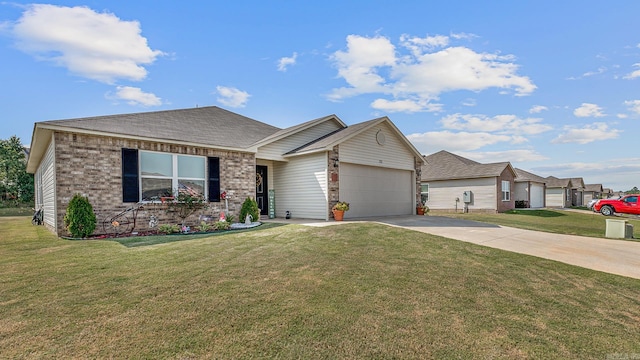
[256,165,268,216]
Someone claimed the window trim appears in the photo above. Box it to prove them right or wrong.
[501,180,511,201]
[121,148,220,203]
[139,150,206,201]
[420,183,429,204]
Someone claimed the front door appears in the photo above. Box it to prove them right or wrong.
[256,165,268,216]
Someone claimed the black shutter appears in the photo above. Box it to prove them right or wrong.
[122,148,139,202]
[208,157,220,202]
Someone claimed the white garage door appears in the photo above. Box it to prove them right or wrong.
[530,184,544,208]
[340,163,413,218]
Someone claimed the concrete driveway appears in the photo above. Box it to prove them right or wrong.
[268,215,640,280]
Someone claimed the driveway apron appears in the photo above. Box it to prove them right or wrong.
[367,215,640,280]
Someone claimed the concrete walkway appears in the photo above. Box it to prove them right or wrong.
[263,215,640,280]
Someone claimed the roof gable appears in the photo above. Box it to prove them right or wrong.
[285,117,424,161]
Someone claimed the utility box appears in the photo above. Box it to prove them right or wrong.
[462,191,472,204]
[605,219,633,239]
[626,223,634,239]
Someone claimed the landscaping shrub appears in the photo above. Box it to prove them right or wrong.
[63,194,96,238]
[239,197,260,223]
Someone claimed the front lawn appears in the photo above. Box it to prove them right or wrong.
[433,209,640,239]
[2,217,640,358]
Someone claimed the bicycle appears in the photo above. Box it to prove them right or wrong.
[32,206,43,225]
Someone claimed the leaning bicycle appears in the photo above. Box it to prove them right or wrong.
[32,206,43,225]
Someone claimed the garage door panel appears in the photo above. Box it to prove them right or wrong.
[340,163,413,218]
[530,184,544,208]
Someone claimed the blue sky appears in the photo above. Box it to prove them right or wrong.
[1,1,639,191]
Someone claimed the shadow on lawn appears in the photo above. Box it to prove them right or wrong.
[504,209,567,218]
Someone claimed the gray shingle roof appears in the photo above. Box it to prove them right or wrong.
[584,183,603,192]
[40,106,281,149]
[545,176,571,188]
[514,168,547,183]
[421,150,512,181]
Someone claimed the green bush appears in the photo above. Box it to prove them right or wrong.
[63,194,96,238]
[239,197,260,223]
[197,221,213,232]
[214,220,230,230]
[158,224,180,234]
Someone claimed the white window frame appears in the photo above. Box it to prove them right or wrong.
[501,180,511,201]
[421,183,429,204]
[139,150,206,202]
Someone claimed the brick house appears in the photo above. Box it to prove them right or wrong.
[27,106,424,236]
[419,150,516,213]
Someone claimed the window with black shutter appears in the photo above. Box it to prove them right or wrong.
[121,148,139,202]
[208,157,220,202]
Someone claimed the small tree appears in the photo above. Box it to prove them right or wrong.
[239,197,260,223]
[166,192,206,227]
[0,135,33,205]
[63,194,96,238]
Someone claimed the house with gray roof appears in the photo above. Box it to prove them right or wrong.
[420,150,516,213]
[514,168,547,208]
[583,183,604,204]
[27,106,424,236]
[544,176,585,207]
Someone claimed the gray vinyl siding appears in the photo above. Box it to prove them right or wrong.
[273,152,328,220]
[35,136,56,230]
[339,122,414,170]
[514,182,528,203]
[425,177,497,211]
[257,121,342,161]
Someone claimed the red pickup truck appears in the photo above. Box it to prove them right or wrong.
[593,194,640,216]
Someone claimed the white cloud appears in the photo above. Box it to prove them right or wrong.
[328,34,536,112]
[573,103,605,117]
[399,34,449,57]
[406,131,513,153]
[582,67,607,77]
[371,98,442,113]
[277,52,298,72]
[440,113,552,135]
[215,86,250,108]
[111,86,162,106]
[529,105,548,114]
[460,149,548,163]
[624,100,640,115]
[551,122,620,144]
[624,63,640,79]
[328,35,396,101]
[10,4,164,84]
[532,159,640,191]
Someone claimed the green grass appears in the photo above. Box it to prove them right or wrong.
[433,209,640,239]
[0,206,33,216]
[2,217,640,359]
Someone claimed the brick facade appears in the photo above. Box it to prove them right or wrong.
[327,145,340,218]
[496,167,516,213]
[54,132,255,236]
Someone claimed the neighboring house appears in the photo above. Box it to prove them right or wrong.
[27,106,424,236]
[513,168,547,208]
[420,150,516,213]
[583,183,604,204]
[544,176,585,207]
[570,177,586,206]
[603,188,614,198]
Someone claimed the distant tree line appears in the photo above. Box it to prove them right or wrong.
[626,187,639,194]
[0,135,34,206]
